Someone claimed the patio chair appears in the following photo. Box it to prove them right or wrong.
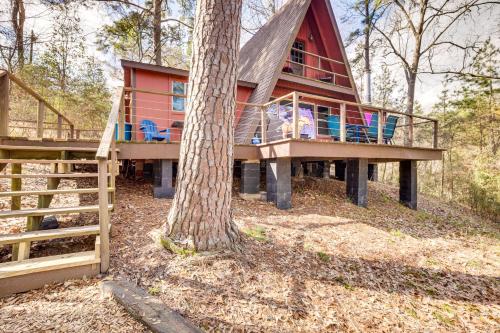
[383,115,399,144]
[140,119,171,142]
[366,113,379,142]
[328,115,358,141]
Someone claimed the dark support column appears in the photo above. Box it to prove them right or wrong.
[334,160,346,181]
[240,160,260,194]
[153,159,175,198]
[346,159,368,207]
[323,161,331,179]
[314,161,325,178]
[399,160,417,210]
[368,164,378,181]
[266,158,292,210]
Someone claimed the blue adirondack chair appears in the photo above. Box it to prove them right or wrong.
[140,119,171,142]
[383,115,399,144]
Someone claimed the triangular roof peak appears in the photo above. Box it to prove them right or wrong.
[236,0,361,143]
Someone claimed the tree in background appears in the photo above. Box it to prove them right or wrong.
[96,0,195,66]
[0,0,25,71]
[343,0,387,104]
[242,0,283,34]
[165,0,243,251]
[373,0,498,144]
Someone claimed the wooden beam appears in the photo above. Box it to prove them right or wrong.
[98,159,110,273]
[0,71,9,136]
[0,188,113,197]
[292,92,299,139]
[11,163,21,210]
[0,225,100,246]
[0,204,112,219]
[0,173,101,179]
[260,106,267,143]
[377,110,384,144]
[57,115,63,139]
[17,241,30,261]
[340,103,346,142]
[37,101,45,138]
[27,163,60,231]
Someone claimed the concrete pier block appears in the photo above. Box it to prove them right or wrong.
[346,159,368,207]
[153,159,175,199]
[400,160,417,210]
[266,158,292,210]
[240,161,260,194]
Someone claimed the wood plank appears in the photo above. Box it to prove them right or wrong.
[0,225,100,245]
[340,103,346,142]
[0,71,9,137]
[0,159,100,164]
[10,163,21,210]
[0,204,113,219]
[96,88,123,159]
[0,173,103,179]
[17,241,30,261]
[0,251,100,279]
[0,145,98,152]
[0,187,113,197]
[98,159,110,273]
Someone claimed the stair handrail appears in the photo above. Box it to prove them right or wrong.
[0,69,75,138]
[95,86,123,273]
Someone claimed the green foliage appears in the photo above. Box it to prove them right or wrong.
[242,226,267,241]
[160,236,196,257]
[317,251,330,262]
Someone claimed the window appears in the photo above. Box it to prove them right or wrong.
[172,81,186,112]
[291,40,305,64]
[317,106,330,135]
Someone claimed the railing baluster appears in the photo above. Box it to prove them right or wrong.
[37,101,45,138]
[433,120,439,149]
[292,92,300,139]
[57,115,62,139]
[0,71,9,137]
[340,103,346,142]
[260,106,267,144]
[377,110,384,144]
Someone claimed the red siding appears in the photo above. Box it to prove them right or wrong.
[125,68,254,141]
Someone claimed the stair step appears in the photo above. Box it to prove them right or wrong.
[0,145,98,152]
[0,225,100,245]
[0,159,101,164]
[0,251,100,279]
[0,204,113,219]
[0,187,114,197]
[0,173,104,179]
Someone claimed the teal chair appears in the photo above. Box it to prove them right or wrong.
[383,115,399,144]
[366,113,379,142]
[327,115,341,140]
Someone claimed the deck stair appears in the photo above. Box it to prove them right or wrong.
[0,144,118,297]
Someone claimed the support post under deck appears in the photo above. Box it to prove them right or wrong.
[334,160,346,181]
[399,160,417,210]
[153,159,175,199]
[346,159,368,207]
[240,160,260,195]
[266,158,291,210]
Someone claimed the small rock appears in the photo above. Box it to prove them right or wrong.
[40,216,59,230]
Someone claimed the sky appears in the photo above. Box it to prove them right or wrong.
[1,0,499,113]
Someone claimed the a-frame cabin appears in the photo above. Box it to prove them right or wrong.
[0,0,442,296]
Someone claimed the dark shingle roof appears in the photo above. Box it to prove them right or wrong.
[235,0,312,143]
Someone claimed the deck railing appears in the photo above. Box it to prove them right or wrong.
[258,91,439,149]
[0,70,101,140]
[283,48,351,87]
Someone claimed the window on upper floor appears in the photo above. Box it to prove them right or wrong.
[172,81,186,112]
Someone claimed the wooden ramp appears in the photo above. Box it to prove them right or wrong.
[0,144,116,297]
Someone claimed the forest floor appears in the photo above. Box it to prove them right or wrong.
[0,173,498,332]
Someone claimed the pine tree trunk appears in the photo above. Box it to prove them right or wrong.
[153,0,162,65]
[165,0,242,251]
[12,0,25,69]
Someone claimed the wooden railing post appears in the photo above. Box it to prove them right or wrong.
[260,106,267,143]
[408,114,414,147]
[118,91,125,141]
[313,104,318,138]
[98,159,110,273]
[340,103,346,142]
[377,110,384,144]
[433,120,438,149]
[57,115,62,139]
[110,137,117,204]
[0,71,9,137]
[69,125,74,139]
[292,92,300,139]
[37,101,45,138]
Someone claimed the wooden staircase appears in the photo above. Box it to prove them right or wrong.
[0,145,117,297]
